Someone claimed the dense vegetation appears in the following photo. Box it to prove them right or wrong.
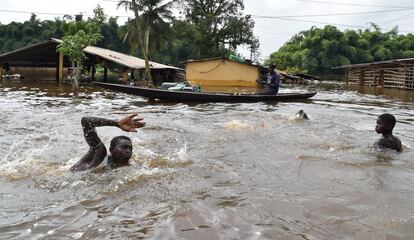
[267,24,414,74]
[0,14,64,52]
[3,1,413,76]
[0,0,258,68]
[0,14,128,55]
[57,5,106,96]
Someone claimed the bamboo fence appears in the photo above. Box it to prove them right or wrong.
[346,63,414,90]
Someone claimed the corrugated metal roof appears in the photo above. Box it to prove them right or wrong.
[83,45,182,70]
[333,58,414,69]
[1,38,182,70]
[52,38,181,70]
[0,39,58,60]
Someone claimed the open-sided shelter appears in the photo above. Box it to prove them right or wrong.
[0,38,182,83]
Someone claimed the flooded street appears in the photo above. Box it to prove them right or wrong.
[0,81,413,239]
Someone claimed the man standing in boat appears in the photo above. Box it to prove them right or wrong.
[258,63,280,95]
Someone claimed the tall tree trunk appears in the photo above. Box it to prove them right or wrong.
[131,0,153,87]
[144,26,153,87]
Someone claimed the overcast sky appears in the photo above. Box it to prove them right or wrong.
[1,0,414,62]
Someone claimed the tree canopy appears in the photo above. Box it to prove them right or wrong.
[267,24,414,74]
[58,5,106,67]
[183,0,259,59]
[0,0,258,68]
[3,7,414,76]
[0,14,64,53]
[57,5,106,96]
[117,0,177,86]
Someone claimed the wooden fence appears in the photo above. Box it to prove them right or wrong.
[346,63,414,90]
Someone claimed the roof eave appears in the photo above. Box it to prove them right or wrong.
[332,57,414,69]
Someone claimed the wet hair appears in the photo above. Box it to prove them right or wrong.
[378,113,396,129]
[109,136,132,152]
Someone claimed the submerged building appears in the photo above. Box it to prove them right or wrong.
[0,38,182,83]
[336,58,414,90]
[185,57,262,87]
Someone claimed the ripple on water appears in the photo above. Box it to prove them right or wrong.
[1,82,414,239]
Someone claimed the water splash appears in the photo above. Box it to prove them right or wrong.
[224,120,254,130]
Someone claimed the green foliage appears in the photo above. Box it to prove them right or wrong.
[183,0,259,59]
[117,0,178,86]
[58,30,100,65]
[99,17,130,53]
[1,0,258,67]
[285,66,307,74]
[150,20,197,66]
[117,0,175,57]
[57,5,106,67]
[267,25,414,74]
[0,14,64,53]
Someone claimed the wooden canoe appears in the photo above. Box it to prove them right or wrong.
[94,82,317,103]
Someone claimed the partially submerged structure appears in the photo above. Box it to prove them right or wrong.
[335,58,414,90]
[185,57,319,88]
[185,57,261,87]
[0,38,182,83]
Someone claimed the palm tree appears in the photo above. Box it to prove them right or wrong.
[118,0,176,87]
[119,17,171,59]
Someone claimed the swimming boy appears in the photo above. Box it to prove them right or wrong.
[375,113,402,152]
[70,113,146,171]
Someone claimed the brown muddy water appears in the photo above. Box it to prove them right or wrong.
[0,80,413,239]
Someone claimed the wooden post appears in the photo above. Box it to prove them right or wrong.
[104,67,108,81]
[345,68,348,82]
[131,69,135,80]
[101,60,108,81]
[122,68,129,81]
[91,66,96,81]
[379,69,384,87]
[359,69,365,85]
[404,64,408,89]
[0,64,3,82]
[58,53,64,82]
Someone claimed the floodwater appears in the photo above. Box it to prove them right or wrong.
[0,80,413,240]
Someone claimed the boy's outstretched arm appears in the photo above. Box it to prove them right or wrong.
[81,117,119,147]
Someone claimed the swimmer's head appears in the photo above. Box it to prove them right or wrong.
[109,136,132,165]
[376,113,396,134]
[296,109,309,120]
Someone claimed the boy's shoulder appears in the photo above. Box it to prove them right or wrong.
[388,135,401,145]
[376,135,402,152]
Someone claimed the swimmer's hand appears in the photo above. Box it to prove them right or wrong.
[118,113,146,132]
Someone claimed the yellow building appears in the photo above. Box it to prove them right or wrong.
[185,57,260,87]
